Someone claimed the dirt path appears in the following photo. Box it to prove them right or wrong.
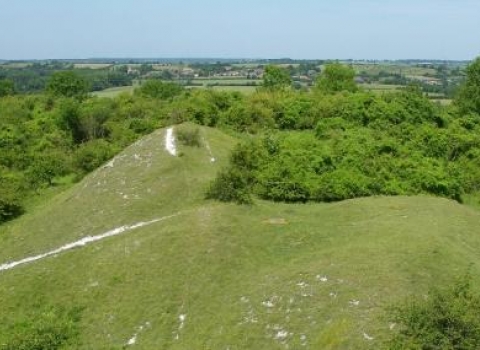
[0,213,181,272]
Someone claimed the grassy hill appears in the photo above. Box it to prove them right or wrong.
[1,125,480,349]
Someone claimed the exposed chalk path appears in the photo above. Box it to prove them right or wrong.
[0,213,181,272]
[202,137,216,163]
[165,127,177,156]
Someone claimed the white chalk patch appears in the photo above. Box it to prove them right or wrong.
[0,213,181,272]
[174,314,187,340]
[202,137,216,163]
[274,330,288,341]
[127,334,137,345]
[262,300,275,308]
[165,127,177,156]
[179,314,186,329]
[363,332,374,341]
[104,159,115,168]
[125,322,151,347]
[242,310,258,324]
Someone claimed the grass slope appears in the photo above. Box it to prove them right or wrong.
[1,126,480,349]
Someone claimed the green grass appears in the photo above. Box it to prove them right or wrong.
[92,86,135,98]
[2,125,480,349]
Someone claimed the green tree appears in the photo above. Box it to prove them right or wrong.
[27,151,69,187]
[315,63,358,94]
[56,98,84,143]
[46,71,89,100]
[139,63,154,75]
[136,80,183,99]
[0,79,15,97]
[262,65,292,91]
[78,97,115,140]
[456,57,480,115]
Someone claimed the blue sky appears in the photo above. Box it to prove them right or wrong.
[0,0,479,60]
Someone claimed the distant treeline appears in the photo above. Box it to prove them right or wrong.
[0,64,134,93]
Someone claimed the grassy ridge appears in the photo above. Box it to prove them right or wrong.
[0,125,235,261]
[2,126,480,349]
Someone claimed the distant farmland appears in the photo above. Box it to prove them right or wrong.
[92,86,135,97]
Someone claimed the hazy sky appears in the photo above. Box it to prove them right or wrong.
[0,0,479,60]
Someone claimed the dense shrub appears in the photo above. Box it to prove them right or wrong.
[0,171,25,223]
[386,276,480,349]
[315,63,358,94]
[46,71,89,100]
[206,167,253,204]
[73,139,118,174]
[176,125,202,147]
[135,80,184,100]
[0,199,23,224]
[0,79,15,97]
[206,140,267,204]
[277,94,317,129]
[208,88,475,204]
[455,57,480,116]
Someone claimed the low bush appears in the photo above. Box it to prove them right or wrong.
[73,139,118,174]
[176,125,202,147]
[206,167,253,204]
[0,175,24,223]
[386,275,480,349]
[0,306,82,350]
[206,140,266,204]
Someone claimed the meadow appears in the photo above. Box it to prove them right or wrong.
[2,124,480,349]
